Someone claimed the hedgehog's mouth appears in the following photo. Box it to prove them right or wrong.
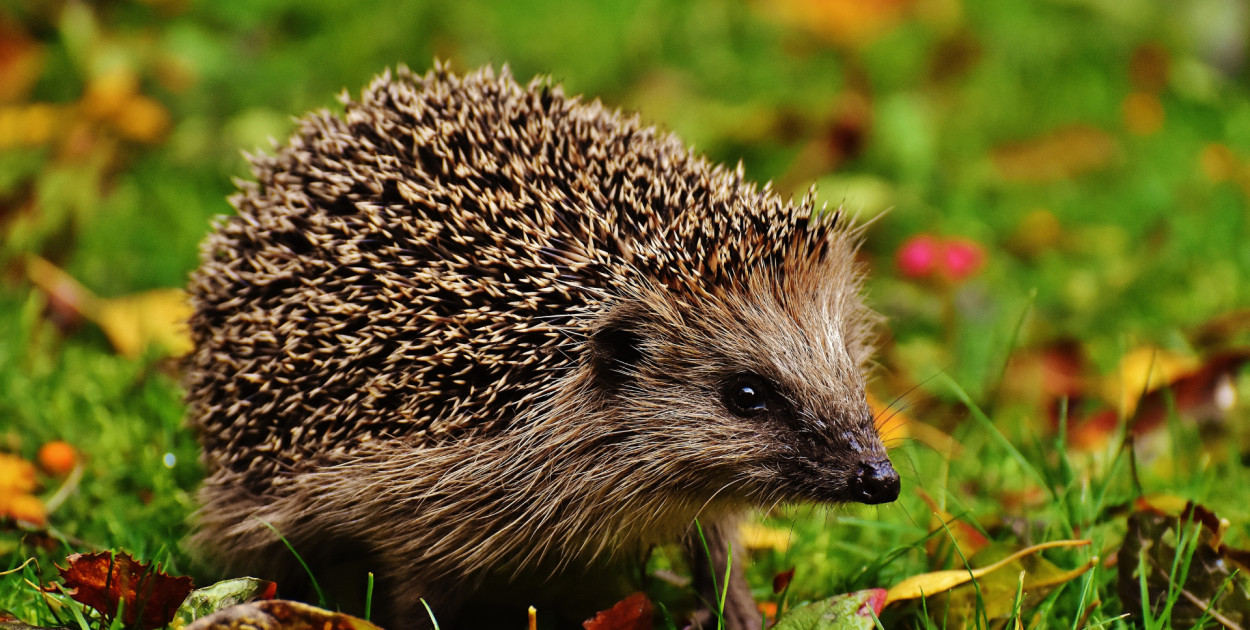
[769,454,900,505]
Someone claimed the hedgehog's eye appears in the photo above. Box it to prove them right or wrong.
[722,374,772,417]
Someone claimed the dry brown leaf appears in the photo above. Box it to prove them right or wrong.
[1120,499,1250,626]
[52,551,194,630]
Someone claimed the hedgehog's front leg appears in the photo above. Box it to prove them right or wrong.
[684,516,761,630]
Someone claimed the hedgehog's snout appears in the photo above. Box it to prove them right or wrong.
[852,457,900,504]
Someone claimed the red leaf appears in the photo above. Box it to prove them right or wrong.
[583,592,653,630]
[773,567,796,594]
[52,551,194,630]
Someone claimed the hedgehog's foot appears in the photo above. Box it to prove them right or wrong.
[684,516,762,630]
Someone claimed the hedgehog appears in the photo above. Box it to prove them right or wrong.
[184,62,900,629]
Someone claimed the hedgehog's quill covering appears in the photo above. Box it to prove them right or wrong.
[187,64,871,490]
[186,62,885,628]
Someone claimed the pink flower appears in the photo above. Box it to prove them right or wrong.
[940,238,985,282]
[895,234,986,283]
[895,234,942,278]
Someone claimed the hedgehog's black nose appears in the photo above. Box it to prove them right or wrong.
[854,457,900,504]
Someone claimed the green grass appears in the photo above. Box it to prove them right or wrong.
[3,0,1250,627]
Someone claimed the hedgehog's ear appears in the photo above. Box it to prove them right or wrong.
[588,317,646,389]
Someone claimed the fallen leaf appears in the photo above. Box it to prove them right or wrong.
[886,539,1090,601]
[582,592,652,630]
[173,577,277,628]
[741,522,791,552]
[1118,500,1250,626]
[184,600,380,630]
[773,567,796,594]
[772,589,886,630]
[51,551,194,630]
[26,256,192,358]
[0,454,36,496]
[0,494,46,526]
[1104,346,1197,417]
[0,453,44,525]
[926,542,1098,624]
[1126,349,1248,437]
[1003,340,1087,410]
[94,288,194,358]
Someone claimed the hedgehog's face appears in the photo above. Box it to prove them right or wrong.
[586,282,899,508]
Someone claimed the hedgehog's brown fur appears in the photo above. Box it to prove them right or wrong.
[185,62,897,629]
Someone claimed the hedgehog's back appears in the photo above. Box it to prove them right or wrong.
[185,64,771,490]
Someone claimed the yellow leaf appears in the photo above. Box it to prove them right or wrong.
[886,539,1090,601]
[27,256,192,358]
[1104,347,1197,417]
[740,522,791,552]
[0,453,38,494]
[0,453,45,525]
[0,492,47,525]
[96,288,193,358]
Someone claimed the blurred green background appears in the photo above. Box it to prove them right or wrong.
[3,0,1250,625]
